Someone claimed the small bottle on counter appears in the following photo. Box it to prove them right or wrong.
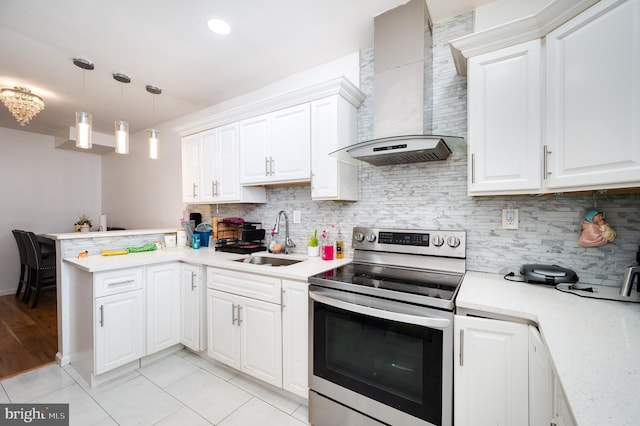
[192,233,201,250]
[336,229,344,259]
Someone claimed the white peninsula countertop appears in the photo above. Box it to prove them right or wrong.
[458,271,640,426]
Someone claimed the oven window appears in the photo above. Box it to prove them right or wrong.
[314,303,443,425]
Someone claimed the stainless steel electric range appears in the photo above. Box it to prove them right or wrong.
[308,226,466,426]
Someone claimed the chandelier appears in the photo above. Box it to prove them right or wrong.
[0,86,45,126]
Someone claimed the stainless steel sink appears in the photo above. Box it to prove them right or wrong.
[232,255,303,267]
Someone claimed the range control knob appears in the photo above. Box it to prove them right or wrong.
[354,232,365,242]
[432,235,445,247]
[366,233,377,243]
[447,236,461,248]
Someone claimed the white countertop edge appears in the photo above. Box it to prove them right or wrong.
[46,228,180,240]
[458,271,640,426]
[63,248,352,281]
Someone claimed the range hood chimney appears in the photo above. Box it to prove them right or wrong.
[332,0,463,166]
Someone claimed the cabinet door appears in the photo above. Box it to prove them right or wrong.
[181,135,200,202]
[282,280,308,398]
[94,290,144,375]
[454,315,528,426]
[214,123,241,201]
[207,289,240,369]
[240,296,282,388]
[529,326,554,426]
[239,114,271,184]
[198,130,217,201]
[467,40,542,195]
[270,104,311,183]
[146,263,181,355]
[311,97,358,201]
[545,0,640,190]
[181,263,204,352]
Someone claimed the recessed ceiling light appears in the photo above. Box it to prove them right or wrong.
[207,18,231,35]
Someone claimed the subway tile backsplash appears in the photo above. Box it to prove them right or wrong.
[191,12,640,287]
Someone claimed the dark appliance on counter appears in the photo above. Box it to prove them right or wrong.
[520,264,579,285]
[308,226,466,426]
[215,220,266,254]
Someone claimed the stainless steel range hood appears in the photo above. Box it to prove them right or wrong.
[332,0,464,166]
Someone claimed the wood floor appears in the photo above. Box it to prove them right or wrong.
[0,289,57,379]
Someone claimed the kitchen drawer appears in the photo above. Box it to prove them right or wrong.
[207,267,281,304]
[94,267,143,298]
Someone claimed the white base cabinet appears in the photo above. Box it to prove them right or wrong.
[146,263,181,355]
[454,315,529,426]
[181,263,206,352]
[94,289,144,375]
[207,268,282,388]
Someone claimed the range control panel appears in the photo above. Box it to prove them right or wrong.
[352,227,466,258]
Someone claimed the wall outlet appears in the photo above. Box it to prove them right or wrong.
[502,209,519,230]
[293,210,301,224]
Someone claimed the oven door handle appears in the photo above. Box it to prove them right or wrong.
[309,290,451,329]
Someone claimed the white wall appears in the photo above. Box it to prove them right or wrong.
[0,127,102,295]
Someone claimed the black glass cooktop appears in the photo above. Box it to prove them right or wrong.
[311,262,463,301]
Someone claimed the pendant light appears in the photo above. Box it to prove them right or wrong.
[73,58,94,149]
[113,72,131,154]
[146,84,161,159]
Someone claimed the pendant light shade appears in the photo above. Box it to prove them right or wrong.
[146,84,162,160]
[148,128,159,159]
[113,72,131,155]
[115,119,129,154]
[73,57,94,149]
[75,111,92,149]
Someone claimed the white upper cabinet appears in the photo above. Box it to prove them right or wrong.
[181,125,266,204]
[465,0,640,195]
[311,96,359,201]
[467,40,542,195]
[544,0,640,191]
[240,104,311,185]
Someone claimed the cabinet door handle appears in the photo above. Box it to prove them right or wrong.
[100,305,104,327]
[471,153,476,184]
[265,157,270,176]
[211,181,216,197]
[192,182,198,198]
[191,272,196,291]
[231,303,237,325]
[459,329,464,366]
[107,279,134,287]
[544,145,552,178]
[270,156,275,175]
[238,305,243,325]
[281,288,286,309]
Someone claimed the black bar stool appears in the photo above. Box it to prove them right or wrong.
[21,231,56,308]
[11,229,29,298]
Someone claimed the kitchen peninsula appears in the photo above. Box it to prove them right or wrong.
[47,228,350,390]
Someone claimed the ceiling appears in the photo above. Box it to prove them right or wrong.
[0,0,492,139]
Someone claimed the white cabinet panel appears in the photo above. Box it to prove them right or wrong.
[181,134,200,202]
[94,290,144,375]
[207,289,241,370]
[545,0,640,191]
[146,263,181,355]
[181,263,206,352]
[529,326,554,426]
[311,96,358,201]
[454,315,528,426]
[467,40,542,195]
[282,279,309,398]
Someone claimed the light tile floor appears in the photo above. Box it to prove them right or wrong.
[0,350,309,426]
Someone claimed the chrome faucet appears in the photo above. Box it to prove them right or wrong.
[619,265,640,297]
[274,210,296,254]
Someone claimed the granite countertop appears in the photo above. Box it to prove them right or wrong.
[63,247,352,281]
[458,271,640,426]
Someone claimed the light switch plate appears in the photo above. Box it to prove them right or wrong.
[293,210,301,224]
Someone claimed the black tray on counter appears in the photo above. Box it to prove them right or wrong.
[216,243,266,254]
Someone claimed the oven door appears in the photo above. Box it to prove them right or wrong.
[309,285,453,426]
